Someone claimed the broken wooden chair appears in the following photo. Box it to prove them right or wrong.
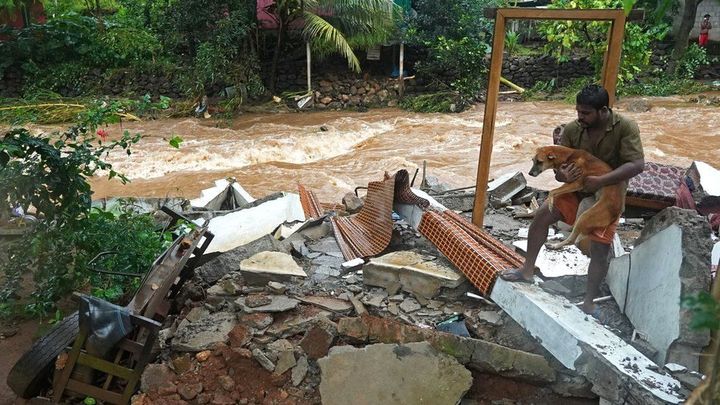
[52,293,161,404]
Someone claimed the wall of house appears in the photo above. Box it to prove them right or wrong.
[675,0,720,42]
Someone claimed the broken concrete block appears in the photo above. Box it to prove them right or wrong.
[172,311,237,352]
[239,251,306,286]
[342,192,364,214]
[341,257,364,272]
[311,254,344,277]
[363,251,465,299]
[190,178,254,210]
[274,350,296,375]
[607,207,712,369]
[252,348,275,372]
[399,298,421,313]
[490,279,685,404]
[300,326,335,359]
[199,192,305,254]
[195,235,289,286]
[487,171,526,208]
[318,342,472,405]
[433,191,476,212]
[235,295,300,313]
[336,315,555,383]
[292,355,309,386]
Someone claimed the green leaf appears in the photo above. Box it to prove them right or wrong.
[168,135,183,149]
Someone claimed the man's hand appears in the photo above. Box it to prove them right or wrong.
[583,176,605,193]
[555,162,582,183]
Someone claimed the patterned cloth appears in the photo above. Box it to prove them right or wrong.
[628,162,685,205]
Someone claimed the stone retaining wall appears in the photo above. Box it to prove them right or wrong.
[501,55,594,88]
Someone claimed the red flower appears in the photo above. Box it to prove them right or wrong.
[96,129,109,142]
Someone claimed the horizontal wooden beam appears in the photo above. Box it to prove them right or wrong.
[484,8,644,22]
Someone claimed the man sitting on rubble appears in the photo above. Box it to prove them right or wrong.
[500,84,645,320]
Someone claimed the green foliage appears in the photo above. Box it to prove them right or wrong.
[683,292,720,331]
[399,92,466,113]
[408,0,495,100]
[675,43,709,80]
[168,135,183,149]
[537,0,669,84]
[619,77,709,96]
[505,30,521,57]
[0,12,162,96]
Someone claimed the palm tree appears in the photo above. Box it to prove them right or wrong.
[264,0,398,93]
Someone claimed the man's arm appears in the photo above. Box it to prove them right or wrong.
[583,158,644,192]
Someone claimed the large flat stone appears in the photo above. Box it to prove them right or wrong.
[195,235,289,285]
[239,251,306,286]
[490,278,684,404]
[235,295,300,313]
[198,192,305,254]
[318,342,472,405]
[172,311,237,352]
[363,251,465,299]
[606,208,712,369]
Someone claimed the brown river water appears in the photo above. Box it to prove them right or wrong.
[80,96,719,203]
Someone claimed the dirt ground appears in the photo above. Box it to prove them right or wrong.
[0,319,39,405]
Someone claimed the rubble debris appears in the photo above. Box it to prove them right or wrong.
[363,251,465,299]
[607,208,712,370]
[491,278,685,404]
[239,251,306,286]
[267,281,287,294]
[92,196,188,215]
[195,235,289,286]
[190,178,254,210]
[297,296,353,313]
[433,190,476,212]
[487,171,527,208]
[172,311,237,352]
[298,183,324,219]
[235,295,300,313]
[300,326,336,359]
[291,355,309,386]
[341,257,364,272]
[342,192,364,214]
[338,315,555,383]
[201,192,305,253]
[318,342,472,405]
[513,240,590,278]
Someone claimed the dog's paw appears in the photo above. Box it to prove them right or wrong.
[546,241,564,250]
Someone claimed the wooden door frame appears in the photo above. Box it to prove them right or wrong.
[472,8,644,227]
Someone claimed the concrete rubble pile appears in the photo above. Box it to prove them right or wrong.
[81,169,716,405]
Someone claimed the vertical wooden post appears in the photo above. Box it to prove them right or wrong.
[600,14,626,107]
[306,41,312,95]
[472,11,506,227]
[399,42,405,98]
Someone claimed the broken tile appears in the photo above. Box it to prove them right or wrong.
[399,298,421,313]
[292,355,309,386]
[297,296,353,313]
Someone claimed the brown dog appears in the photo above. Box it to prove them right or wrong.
[529,145,623,250]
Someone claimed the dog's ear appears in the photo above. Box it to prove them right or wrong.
[547,154,556,160]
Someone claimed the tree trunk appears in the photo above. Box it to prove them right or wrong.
[670,0,703,71]
[269,22,285,95]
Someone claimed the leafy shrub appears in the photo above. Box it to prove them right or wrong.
[675,43,709,80]
[538,0,669,84]
[407,0,495,101]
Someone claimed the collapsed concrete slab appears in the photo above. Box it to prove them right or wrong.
[513,240,590,278]
[199,192,305,254]
[318,342,472,405]
[363,251,465,299]
[239,251,306,286]
[487,171,526,208]
[433,190,476,212]
[337,315,555,383]
[607,208,712,370]
[490,279,685,404]
[194,235,289,285]
[172,311,237,352]
[190,178,255,210]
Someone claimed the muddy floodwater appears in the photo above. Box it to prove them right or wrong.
[82,95,720,202]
